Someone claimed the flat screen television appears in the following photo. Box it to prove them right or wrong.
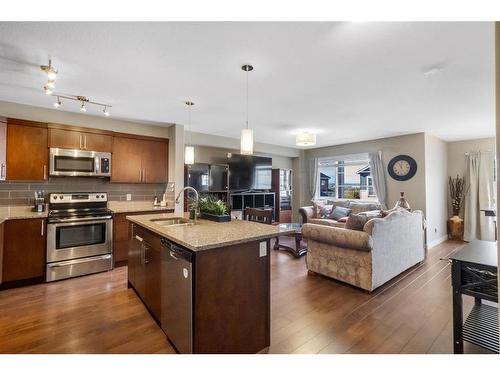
[227,154,272,191]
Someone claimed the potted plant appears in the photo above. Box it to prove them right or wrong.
[197,194,231,222]
[448,175,469,240]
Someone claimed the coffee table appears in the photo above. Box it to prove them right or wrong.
[274,223,307,258]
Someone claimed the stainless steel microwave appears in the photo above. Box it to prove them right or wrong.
[49,148,111,177]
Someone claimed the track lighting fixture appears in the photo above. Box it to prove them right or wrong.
[103,107,110,117]
[46,80,56,89]
[80,102,87,113]
[40,59,58,81]
[44,86,53,95]
[53,97,62,108]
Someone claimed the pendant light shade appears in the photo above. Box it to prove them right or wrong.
[240,128,254,155]
[184,101,195,165]
[184,145,195,165]
[295,131,316,146]
[240,64,254,155]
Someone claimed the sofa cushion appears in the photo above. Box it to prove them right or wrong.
[345,214,371,231]
[337,216,349,223]
[311,201,331,219]
[309,218,345,228]
[329,206,352,220]
[348,201,382,215]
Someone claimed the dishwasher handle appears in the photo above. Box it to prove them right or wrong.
[161,238,193,262]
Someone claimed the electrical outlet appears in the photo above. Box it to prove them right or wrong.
[259,242,267,257]
[126,194,132,201]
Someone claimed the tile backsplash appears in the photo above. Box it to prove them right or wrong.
[0,177,175,206]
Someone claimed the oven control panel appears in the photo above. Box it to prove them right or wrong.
[49,193,108,204]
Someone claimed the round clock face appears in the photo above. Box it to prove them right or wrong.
[388,155,417,181]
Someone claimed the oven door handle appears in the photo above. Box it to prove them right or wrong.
[48,216,112,224]
[47,254,112,268]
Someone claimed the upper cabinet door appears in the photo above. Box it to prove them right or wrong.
[49,128,112,152]
[82,132,112,152]
[141,140,168,183]
[48,128,82,149]
[111,136,143,183]
[6,121,48,181]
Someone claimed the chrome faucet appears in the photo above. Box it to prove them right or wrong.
[175,186,200,221]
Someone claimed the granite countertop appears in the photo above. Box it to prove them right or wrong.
[107,201,174,213]
[0,205,48,224]
[127,212,296,252]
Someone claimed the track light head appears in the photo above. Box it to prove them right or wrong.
[53,97,62,108]
[103,107,110,117]
[80,102,87,113]
[40,59,58,81]
[44,86,53,95]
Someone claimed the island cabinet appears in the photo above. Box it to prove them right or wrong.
[127,221,272,354]
[1,218,46,285]
[6,119,49,181]
[113,210,174,266]
[48,127,112,152]
[112,136,168,183]
[128,223,162,322]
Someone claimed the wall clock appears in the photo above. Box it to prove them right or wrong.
[387,155,417,181]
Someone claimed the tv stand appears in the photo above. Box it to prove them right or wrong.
[230,191,276,221]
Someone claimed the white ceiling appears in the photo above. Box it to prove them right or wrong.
[0,22,495,149]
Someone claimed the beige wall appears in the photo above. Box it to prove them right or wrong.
[302,133,427,213]
[0,100,172,139]
[425,134,448,247]
[447,137,496,178]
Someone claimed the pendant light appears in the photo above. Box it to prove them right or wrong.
[184,101,195,165]
[240,64,254,155]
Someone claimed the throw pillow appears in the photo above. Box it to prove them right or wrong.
[337,216,349,223]
[345,214,370,231]
[329,206,352,220]
[311,201,326,219]
[348,202,381,215]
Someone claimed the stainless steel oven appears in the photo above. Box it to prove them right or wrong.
[46,193,113,282]
[49,148,111,177]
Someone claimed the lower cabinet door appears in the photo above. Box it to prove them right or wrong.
[2,218,46,283]
[145,245,161,321]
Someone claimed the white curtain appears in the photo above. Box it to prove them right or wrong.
[369,151,388,209]
[309,157,319,200]
[464,152,495,241]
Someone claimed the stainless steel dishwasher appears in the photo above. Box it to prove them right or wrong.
[160,238,193,354]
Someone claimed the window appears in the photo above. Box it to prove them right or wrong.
[317,154,377,201]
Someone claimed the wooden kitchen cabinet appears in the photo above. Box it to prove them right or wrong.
[141,140,168,183]
[128,223,162,322]
[112,136,168,183]
[49,128,112,152]
[111,137,143,183]
[6,120,48,181]
[1,218,46,284]
[113,210,173,266]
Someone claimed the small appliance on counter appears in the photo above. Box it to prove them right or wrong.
[33,191,46,213]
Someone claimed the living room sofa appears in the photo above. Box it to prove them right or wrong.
[302,209,425,292]
[299,199,382,227]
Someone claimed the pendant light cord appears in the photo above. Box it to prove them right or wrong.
[246,68,249,130]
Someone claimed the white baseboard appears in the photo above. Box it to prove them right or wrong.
[427,235,448,249]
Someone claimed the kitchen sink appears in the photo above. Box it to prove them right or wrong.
[150,217,195,227]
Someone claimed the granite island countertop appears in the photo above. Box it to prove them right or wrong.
[126,212,297,252]
[0,205,48,224]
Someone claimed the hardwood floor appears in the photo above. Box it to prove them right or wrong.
[0,240,493,354]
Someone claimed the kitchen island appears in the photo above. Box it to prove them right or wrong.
[126,213,295,354]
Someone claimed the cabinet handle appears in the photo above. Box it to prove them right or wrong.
[79,134,82,149]
[135,235,143,242]
[142,169,145,182]
[0,163,5,179]
[41,220,44,236]
[43,165,47,180]
[144,246,149,264]
[84,135,87,149]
